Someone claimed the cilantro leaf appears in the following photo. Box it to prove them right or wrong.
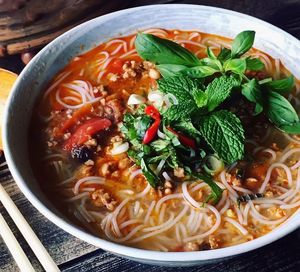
[197,110,245,164]
[205,75,238,111]
[193,173,223,204]
[241,79,263,115]
[172,119,201,139]
[140,158,160,188]
[158,76,206,120]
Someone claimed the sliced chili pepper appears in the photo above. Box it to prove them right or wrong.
[63,118,111,151]
[143,105,161,144]
[145,105,160,120]
[167,127,196,149]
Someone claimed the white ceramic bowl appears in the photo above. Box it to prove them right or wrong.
[3,4,300,266]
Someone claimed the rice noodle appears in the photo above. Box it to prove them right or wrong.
[162,171,171,181]
[73,176,105,195]
[144,201,156,223]
[129,169,142,182]
[143,213,175,232]
[220,199,230,214]
[65,192,89,202]
[259,163,293,193]
[181,182,206,211]
[129,206,188,243]
[183,205,221,242]
[220,171,238,197]
[224,217,248,235]
[155,193,182,213]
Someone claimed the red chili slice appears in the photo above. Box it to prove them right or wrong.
[63,118,111,151]
[143,105,161,144]
[167,127,196,149]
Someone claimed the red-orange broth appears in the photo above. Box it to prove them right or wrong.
[30,29,300,251]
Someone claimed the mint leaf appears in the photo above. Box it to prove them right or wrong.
[205,75,238,111]
[140,158,160,188]
[241,79,263,115]
[191,88,208,108]
[265,76,294,95]
[135,33,200,66]
[197,110,245,164]
[245,57,265,71]
[224,59,246,74]
[158,76,206,120]
[265,91,299,126]
[231,30,255,58]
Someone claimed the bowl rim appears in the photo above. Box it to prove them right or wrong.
[3,3,300,263]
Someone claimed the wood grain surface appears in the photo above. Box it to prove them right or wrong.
[1,1,300,271]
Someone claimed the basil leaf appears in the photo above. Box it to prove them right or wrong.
[241,79,263,115]
[141,158,160,188]
[279,122,300,134]
[218,47,231,62]
[135,33,200,66]
[224,58,247,74]
[157,64,187,78]
[181,66,219,78]
[200,58,223,71]
[193,173,223,204]
[265,76,294,95]
[231,30,255,58]
[205,75,239,111]
[265,91,299,126]
[197,110,245,164]
[207,47,217,60]
[245,57,265,71]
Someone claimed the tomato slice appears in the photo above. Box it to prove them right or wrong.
[63,118,111,151]
[109,58,124,74]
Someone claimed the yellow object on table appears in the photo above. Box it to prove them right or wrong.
[0,68,18,149]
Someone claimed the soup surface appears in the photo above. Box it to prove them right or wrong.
[30,29,300,252]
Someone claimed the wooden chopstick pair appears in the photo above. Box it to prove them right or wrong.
[0,178,60,271]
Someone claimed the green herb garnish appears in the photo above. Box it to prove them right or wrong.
[123,30,300,204]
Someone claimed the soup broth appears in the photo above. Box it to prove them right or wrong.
[30,29,300,252]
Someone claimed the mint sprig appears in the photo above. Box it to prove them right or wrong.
[197,110,245,164]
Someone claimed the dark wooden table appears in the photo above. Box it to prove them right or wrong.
[1,1,300,271]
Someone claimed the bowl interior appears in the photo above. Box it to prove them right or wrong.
[3,4,300,265]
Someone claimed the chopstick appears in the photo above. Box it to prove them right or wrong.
[0,183,60,271]
[0,212,35,272]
